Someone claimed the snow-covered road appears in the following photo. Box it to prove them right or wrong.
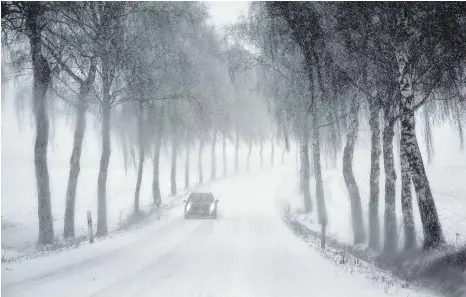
[2,170,431,297]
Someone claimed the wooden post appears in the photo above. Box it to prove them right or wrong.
[321,216,327,249]
[87,211,94,244]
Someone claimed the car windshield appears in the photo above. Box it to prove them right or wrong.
[189,194,214,203]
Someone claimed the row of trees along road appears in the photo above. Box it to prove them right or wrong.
[1,2,278,245]
[228,2,465,251]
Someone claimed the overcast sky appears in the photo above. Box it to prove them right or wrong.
[205,1,250,28]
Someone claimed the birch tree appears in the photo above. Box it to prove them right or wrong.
[2,2,55,244]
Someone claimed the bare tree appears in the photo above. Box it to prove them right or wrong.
[96,2,127,237]
[342,96,365,244]
[2,2,54,244]
[39,2,101,238]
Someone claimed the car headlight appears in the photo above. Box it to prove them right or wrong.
[186,202,191,211]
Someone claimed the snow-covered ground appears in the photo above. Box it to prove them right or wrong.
[2,170,436,297]
[282,120,466,249]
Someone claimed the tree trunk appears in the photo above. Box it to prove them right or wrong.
[235,127,239,173]
[310,53,327,225]
[423,107,434,164]
[382,103,397,252]
[223,133,227,176]
[64,96,86,239]
[64,59,97,239]
[247,140,252,171]
[259,140,263,168]
[26,3,54,245]
[170,129,178,196]
[396,10,444,250]
[134,104,144,214]
[401,100,444,249]
[309,139,314,177]
[271,139,275,166]
[455,103,464,151]
[152,117,162,206]
[301,114,312,212]
[299,145,304,194]
[312,115,327,225]
[296,142,299,165]
[185,132,190,190]
[395,120,401,165]
[400,94,445,249]
[368,100,381,251]
[96,91,111,237]
[342,98,365,244]
[96,1,123,238]
[401,145,416,250]
[282,128,289,165]
[331,145,337,169]
[211,130,217,179]
[198,139,204,184]
[282,147,286,165]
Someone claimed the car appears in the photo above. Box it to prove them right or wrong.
[183,192,218,219]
